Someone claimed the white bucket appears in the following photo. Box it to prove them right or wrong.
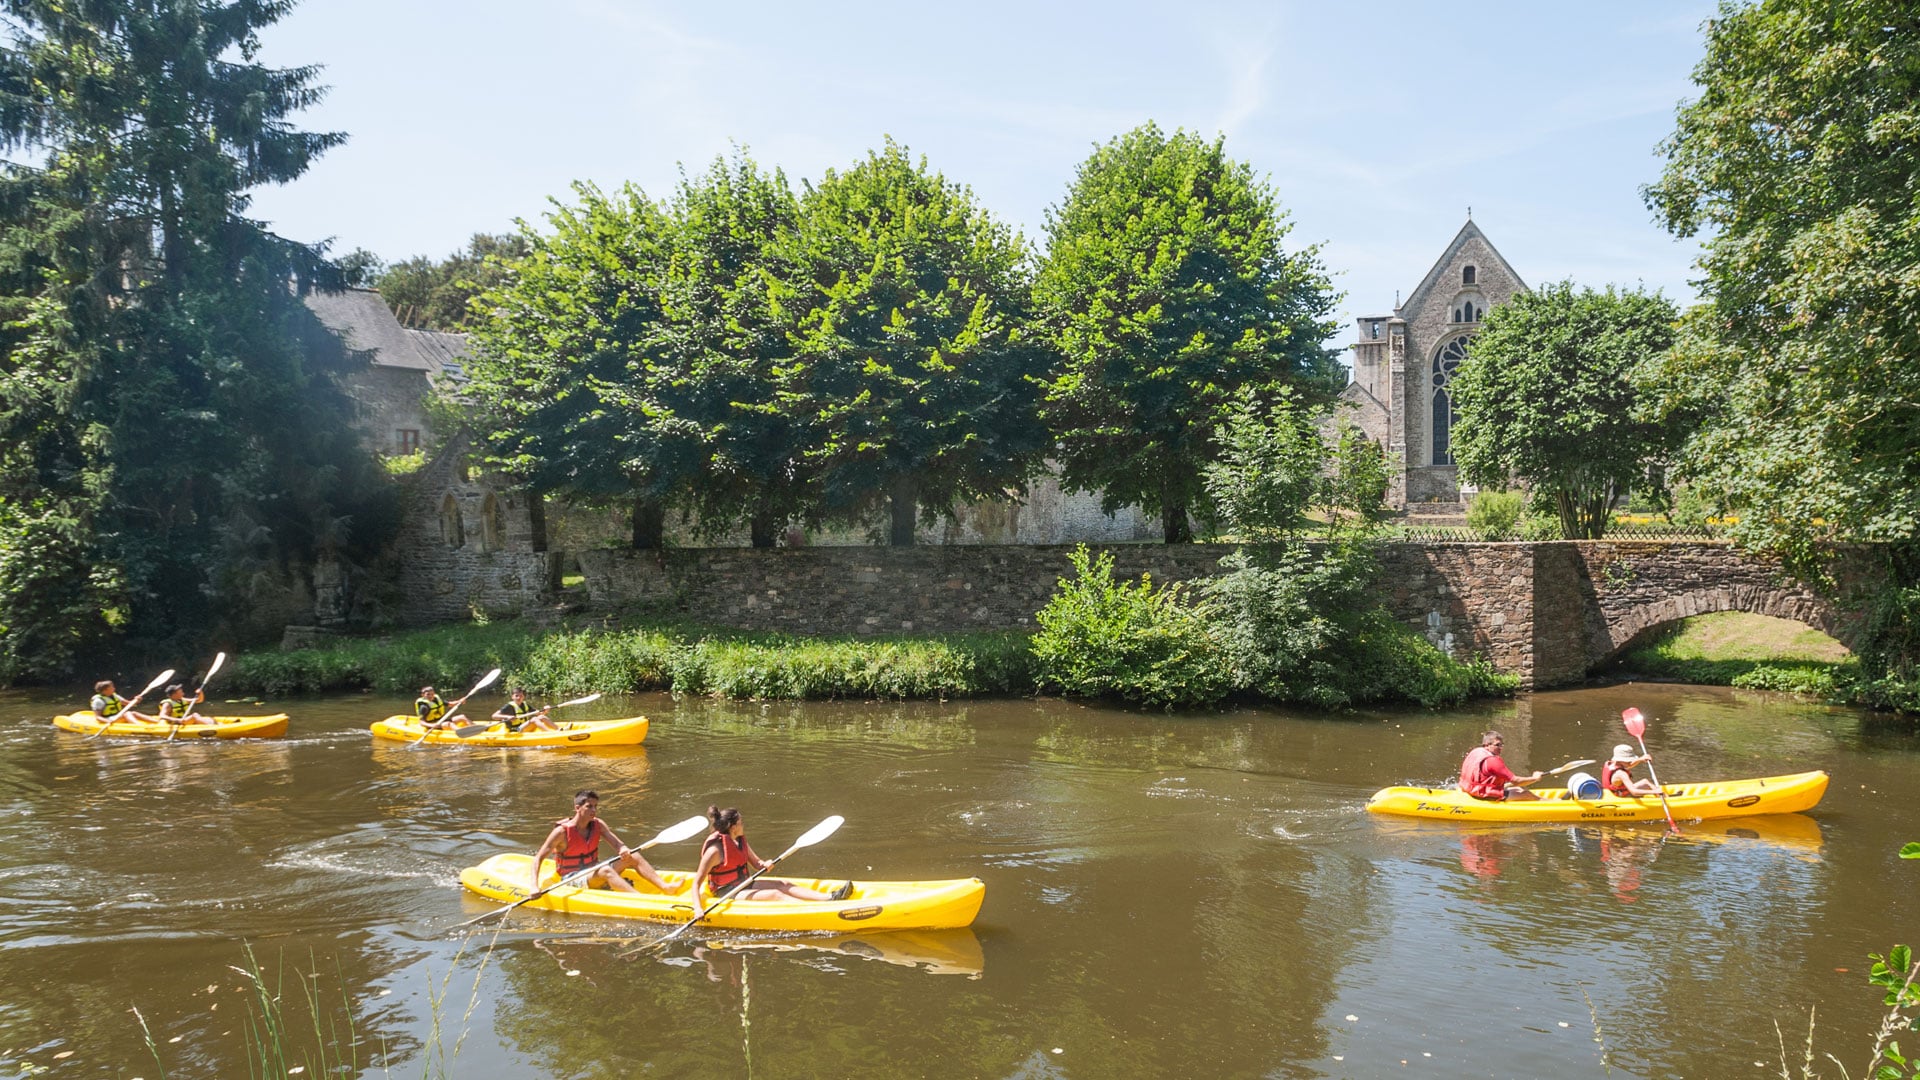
[1567,771,1604,800]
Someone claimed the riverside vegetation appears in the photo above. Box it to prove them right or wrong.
[232,393,1516,711]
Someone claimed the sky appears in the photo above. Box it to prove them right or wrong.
[250,0,1720,353]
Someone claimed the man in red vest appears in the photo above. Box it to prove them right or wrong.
[1459,730,1543,801]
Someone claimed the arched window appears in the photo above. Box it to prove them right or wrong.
[1432,337,1471,465]
[440,494,465,548]
[1462,265,1476,285]
[480,493,505,552]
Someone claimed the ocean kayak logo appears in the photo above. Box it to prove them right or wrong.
[837,905,883,922]
[1726,794,1761,808]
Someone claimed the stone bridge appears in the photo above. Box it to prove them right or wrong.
[576,540,1878,690]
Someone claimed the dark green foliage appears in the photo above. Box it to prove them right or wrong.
[1034,123,1342,543]
[1645,0,1920,557]
[374,232,529,330]
[779,140,1046,544]
[460,184,678,545]
[1029,546,1230,709]
[0,0,394,681]
[1447,282,1678,540]
[654,153,812,546]
[222,619,1036,701]
[1849,546,1920,715]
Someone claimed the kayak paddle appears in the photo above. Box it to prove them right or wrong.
[87,669,174,740]
[168,651,225,742]
[458,814,708,929]
[410,668,501,747]
[1546,758,1598,776]
[453,692,602,738]
[1621,708,1680,834]
[637,815,845,954]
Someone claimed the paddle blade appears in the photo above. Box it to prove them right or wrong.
[1621,708,1646,739]
[451,723,495,738]
[140,669,176,696]
[554,692,602,709]
[1549,759,1598,776]
[791,815,845,851]
[648,815,710,846]
[202,651,227,685]
[471,668,503,696]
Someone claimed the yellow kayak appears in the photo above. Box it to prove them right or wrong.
[459,853,986,931]
[370,715,648,747]
[1365,770,1829,823]
[52,712,289,740]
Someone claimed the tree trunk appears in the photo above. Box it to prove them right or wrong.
[630,497,665,550]
[527,492,548,553]
[1161,479,1192,544]
[888,477,918,547]
[749,508,778,549]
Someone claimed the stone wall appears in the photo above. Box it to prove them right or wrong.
[394,434,560,624]
[575,539,1872,689]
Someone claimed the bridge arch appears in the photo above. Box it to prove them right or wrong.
[1595,585,1856,668]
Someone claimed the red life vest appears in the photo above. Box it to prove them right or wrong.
[1460,747,1507,800]
[556,819,602,875]
[1602,761,1633,793]
[703,832,752,892]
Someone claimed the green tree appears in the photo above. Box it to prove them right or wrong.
[376,232,530,330]
[1034,123,1342,543]
[1447,282,1677,540]
[779,140,1045,545]
[1643,0,1920,556]
[460,184,681,547]
[653,152,811,547]
[0,0,392,680]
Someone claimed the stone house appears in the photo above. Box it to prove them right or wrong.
[302,289,554,630]
[1342,219,1528,509]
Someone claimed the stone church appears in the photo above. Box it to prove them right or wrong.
[1341,219,1527,509]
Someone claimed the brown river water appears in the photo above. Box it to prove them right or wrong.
[0,682,1914,1079]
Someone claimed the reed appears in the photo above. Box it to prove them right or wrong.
[224,619,1038,701]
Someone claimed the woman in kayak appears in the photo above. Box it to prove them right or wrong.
[695,806,853,905]
[90,679,154,724]
[531,790,679,894]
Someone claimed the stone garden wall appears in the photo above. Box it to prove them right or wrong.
[574,540,1869,689]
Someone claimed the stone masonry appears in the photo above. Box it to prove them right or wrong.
[577,540,1872,689]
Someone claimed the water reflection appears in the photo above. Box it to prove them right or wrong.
[0,682,1913,1078]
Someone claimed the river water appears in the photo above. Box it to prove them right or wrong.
[0,682,1912,1079]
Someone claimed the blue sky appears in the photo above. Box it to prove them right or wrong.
[252,0,1719,351]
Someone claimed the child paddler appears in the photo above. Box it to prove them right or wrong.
[414,685,468,731]
[531,790,681,895]
[90,680,155,725]
[156,683,208,726]
[492,688,557,733]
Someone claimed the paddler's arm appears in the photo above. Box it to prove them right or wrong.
[1512,770,1545,787]
[530,825,566,892]
[692,843,720,917]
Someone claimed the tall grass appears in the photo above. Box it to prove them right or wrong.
[224,619,1038,701]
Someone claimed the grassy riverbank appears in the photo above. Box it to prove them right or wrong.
[223,615,1513,708]
[225,620,1038,701]
[1613,612,1855,696]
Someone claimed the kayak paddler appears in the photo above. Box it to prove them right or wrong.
[493,688,557,733]
[695,806,853,908]
[1459,730,1542,802]
[414,685,467,731]
[531,790,680,894]
[90,679,155,725]
[156,683,207,726]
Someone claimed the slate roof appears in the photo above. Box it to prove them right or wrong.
[303,287,471,385]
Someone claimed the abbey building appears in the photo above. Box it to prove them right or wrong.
[1341,220,1527,508]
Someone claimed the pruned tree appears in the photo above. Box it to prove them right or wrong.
[1034,123,1342,543]
[1447,282,1677,540]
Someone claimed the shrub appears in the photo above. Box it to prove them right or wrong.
[1031,546,1229,709]
[1466,489,1525,541]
